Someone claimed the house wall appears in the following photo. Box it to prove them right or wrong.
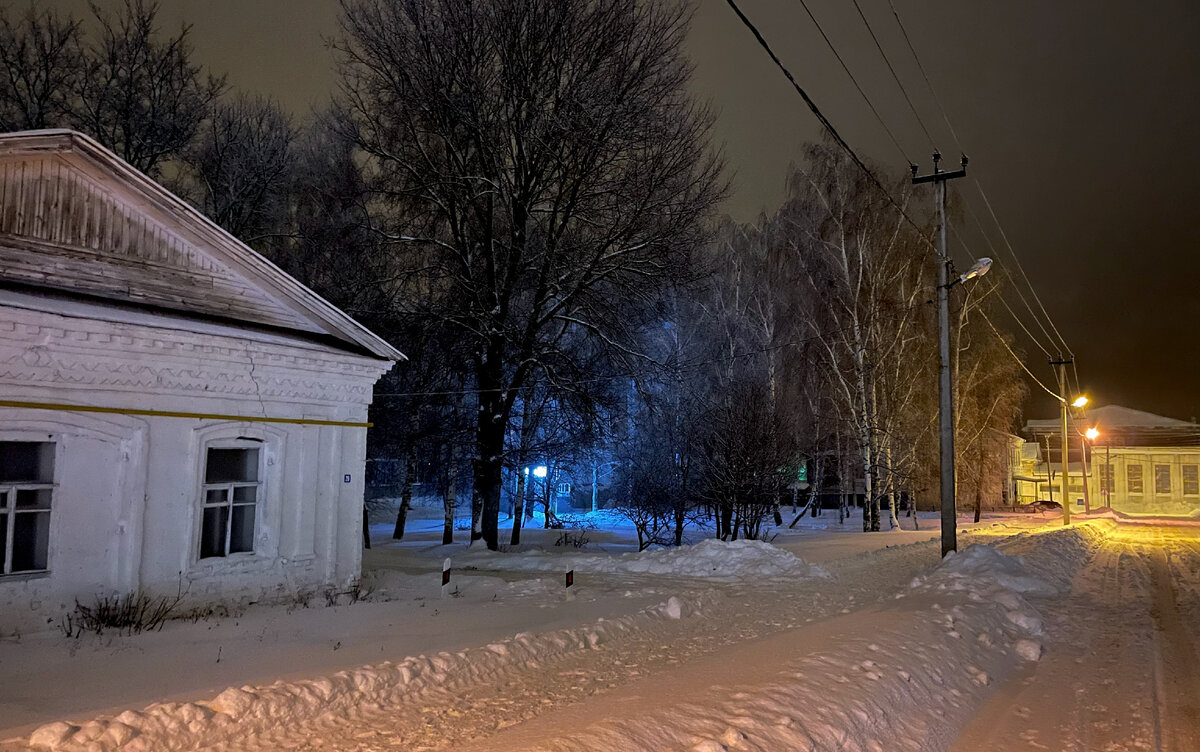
[0,300,389,631]
[1087,447,1200,516]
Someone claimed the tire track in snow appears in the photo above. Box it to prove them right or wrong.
[1146,534,1200,751]
[953,522,1200,752]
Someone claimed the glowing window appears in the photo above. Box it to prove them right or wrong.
[0,442,54,575]
[1126,464,1144,495]
[1155,464,1171,495]
[1184,465,1199,496]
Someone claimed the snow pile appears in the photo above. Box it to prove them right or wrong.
[460,538,827,580]
[11,593,713,752]
[934,543,1060,596]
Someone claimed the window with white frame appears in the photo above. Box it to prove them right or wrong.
[199,446,261,558]
[0,442,54,575]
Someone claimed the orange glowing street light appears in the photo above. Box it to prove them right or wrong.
[1072,396,1089,408]
[1085,427,1099,441]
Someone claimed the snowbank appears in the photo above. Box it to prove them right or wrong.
[458,538,828,581]
[9,594,714,752]
[492,536,1085,752]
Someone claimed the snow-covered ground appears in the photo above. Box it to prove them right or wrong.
[2,508,1197,751]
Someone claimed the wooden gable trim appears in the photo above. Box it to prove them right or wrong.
[0,130,403,362]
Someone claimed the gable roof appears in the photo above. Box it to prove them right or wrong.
[0,129,402,361]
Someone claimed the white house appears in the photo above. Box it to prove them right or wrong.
[0,130,401,630]
[1024,405,1200,515]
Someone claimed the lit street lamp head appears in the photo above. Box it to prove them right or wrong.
[1072,395,1089,408]
[1086,427,1100,441]
[957,257,993,285]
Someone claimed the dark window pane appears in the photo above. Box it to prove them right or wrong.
[0,442,54,484]
[204,449,259,484]
[1184,465,1198,496]
[232,485,257,503]
[15,489,52,510]
[200,506,228,558]
[12,511,50,571]
[229,505,255,554]
[205,488,229,505]
[0,512,6,572]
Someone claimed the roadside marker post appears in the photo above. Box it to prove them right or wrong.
[441,558,451,598]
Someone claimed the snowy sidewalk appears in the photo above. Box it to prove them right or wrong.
[952,524,1200,751]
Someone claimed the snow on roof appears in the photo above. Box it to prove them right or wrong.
[1025,404,1195,433]
[0,129,402,362]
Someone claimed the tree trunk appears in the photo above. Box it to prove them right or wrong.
[973,439,984,523]
[392,450,414,540]
[474,394,506,550]
[719,502,733,540]
[510,468,526,546]
[441,465,456,545]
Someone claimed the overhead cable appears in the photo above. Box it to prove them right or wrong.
[721,0,936,251]
[849,0,938,151]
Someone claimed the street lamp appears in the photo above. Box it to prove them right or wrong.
[1060,394,1090,520]
[938,256,992,557]
[1084,426,1106,510]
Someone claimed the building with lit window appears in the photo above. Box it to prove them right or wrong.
[1023,405,1200,516]
[0,130,400,630]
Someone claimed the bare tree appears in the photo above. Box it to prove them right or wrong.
[0,5,83,131]
[334,0,724,549]
[777,143,929,532]
[179,93,296,242]
[75,0,225,176]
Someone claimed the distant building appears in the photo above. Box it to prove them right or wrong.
[0,130,401,629]
[1023,405,1200,515]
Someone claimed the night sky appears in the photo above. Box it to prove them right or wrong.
[39,0,1200,424]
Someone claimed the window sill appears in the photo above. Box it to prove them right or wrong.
[0,570,51,583]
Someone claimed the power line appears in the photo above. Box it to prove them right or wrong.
[882,0,1078,372]
[794,0,913,165]
[884,0,964,152]
[979,307,1063,402]
[975,180,1073,357]
[848,0,938,151]
[721,0,936,251]
[948,210,1058,357]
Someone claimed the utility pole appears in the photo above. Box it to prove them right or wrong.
[1079,433,1092,514]
[1051,357,1073,525]
[913,152,968,558]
